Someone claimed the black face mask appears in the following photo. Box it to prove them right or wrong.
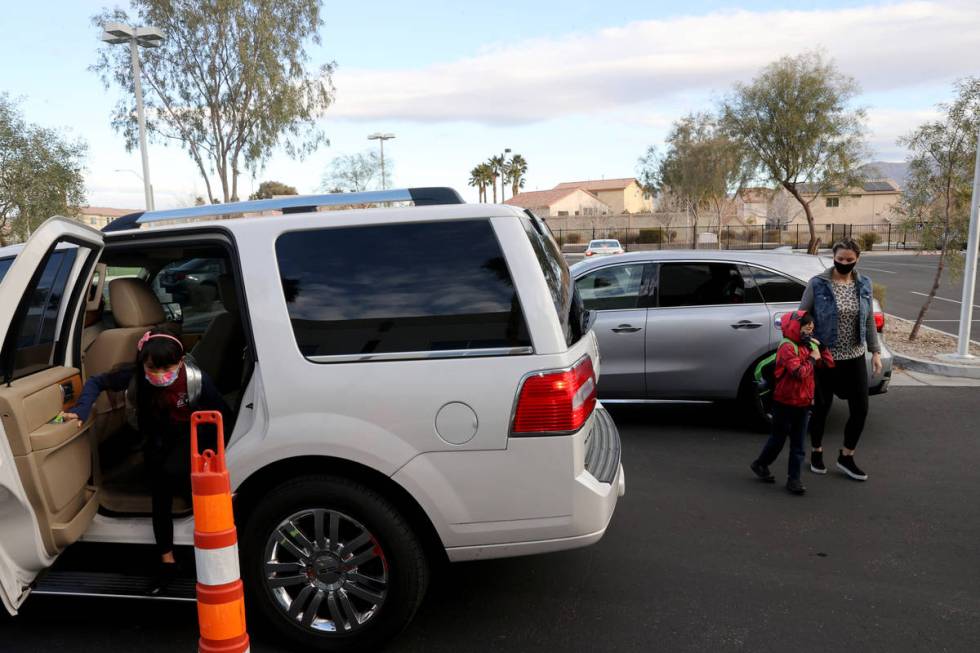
[834,261,856,275]
[799,333,812,346]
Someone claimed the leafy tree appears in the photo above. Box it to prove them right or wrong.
[321,151,386,192]
[249,180,298,200]
[91,0,334,204]
[468,163,494,202]
[897,77,980,341]
[638,112,751,247]
[721,51,868,253]
[0,94,87,245]
[506,154,528,198]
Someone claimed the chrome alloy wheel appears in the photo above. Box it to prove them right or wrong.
[263,509,389,633]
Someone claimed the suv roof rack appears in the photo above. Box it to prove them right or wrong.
[102,187,464,233]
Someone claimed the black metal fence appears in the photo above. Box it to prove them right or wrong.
[554,223,921,252]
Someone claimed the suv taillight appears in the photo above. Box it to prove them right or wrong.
[512,356,597,434]
[874,312,884,332]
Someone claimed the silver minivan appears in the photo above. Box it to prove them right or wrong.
[0,190,623,651]
[571,250,892,417]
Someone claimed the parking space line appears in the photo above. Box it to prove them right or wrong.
[860,266,897,274]
[910,291,980,309]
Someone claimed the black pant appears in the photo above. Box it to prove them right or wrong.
[757,402,809,480]
[144,439,191,556]
[809,355,869,451]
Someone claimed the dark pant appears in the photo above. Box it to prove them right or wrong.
[144,440,191,556]
[757,402,810,480]
[809,355,869,451]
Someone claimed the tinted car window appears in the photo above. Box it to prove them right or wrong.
[519,213,586,345]
[277,220,531,358]
[576,264,651,311]
[3,248,78,379]
[658,262,761,308]
[0,257,13,283]
[153,257,228,333]
[745,265,806,303]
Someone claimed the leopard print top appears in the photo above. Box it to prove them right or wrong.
[831,279,866,360]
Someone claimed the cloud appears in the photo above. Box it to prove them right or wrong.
[329,1,980,125]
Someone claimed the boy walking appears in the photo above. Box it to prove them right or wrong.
[751,311,833,494]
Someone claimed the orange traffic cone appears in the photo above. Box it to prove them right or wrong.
[190,410,250,653]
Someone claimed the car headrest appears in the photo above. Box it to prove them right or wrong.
[217,274,238,312]
[108,277,165,327]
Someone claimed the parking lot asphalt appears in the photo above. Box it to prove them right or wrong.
[858,254,980,338]
[4,386,978,653]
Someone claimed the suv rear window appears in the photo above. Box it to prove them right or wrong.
[0,257,13,283]
[276,220,531,359]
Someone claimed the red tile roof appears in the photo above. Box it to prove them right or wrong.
[553,177,639,192]
[504,188,584,208]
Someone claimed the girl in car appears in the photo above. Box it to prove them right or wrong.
[62,327,229,591]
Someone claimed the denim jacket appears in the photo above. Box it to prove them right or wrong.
[799,268,880,354]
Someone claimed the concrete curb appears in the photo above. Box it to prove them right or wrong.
[892,352,980,379]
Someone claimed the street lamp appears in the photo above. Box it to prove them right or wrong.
[367,132,395,190]
[500,147,511,202]
[101,22,164,211]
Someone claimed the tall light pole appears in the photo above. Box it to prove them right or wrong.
[500,147,511,202]
[942,128,980,361]
[368,132,395,190]
[101,22,164,211]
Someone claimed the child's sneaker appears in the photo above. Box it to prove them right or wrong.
[810,450,827,475]
[786,478,806,495]
[750,460,775,483]
[836,451,868,481]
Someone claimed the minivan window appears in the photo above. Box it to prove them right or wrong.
[518,212,587,345]
[745,265,806,303]
[276,220,531,359]
[2,248,78,379]
[658,262,762,308]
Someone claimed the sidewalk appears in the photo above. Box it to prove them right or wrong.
[889,366,980,387]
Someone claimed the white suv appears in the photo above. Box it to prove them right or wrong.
[0,188,624,651]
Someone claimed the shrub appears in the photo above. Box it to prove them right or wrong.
[873,282,886,310]
[858,231,881,251]
[563,232,583,244]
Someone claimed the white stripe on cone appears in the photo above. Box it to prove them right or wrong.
[194,543,241,587]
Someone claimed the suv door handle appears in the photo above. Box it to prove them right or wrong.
[611,324,642,333]
[731,321,762,330]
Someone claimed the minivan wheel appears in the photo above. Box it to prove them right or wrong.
[241,475,429,652]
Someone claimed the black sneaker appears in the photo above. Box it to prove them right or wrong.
[750,460,775,483]
[837,451,868,481]
[146,561,179,596]
[786,478,806,494]
[810,450,827,475]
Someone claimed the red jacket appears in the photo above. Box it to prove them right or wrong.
[773,311,834,407]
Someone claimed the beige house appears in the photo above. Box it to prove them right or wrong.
[553,178,653,214]
[785,180,902,226]
[504,188,611,217]
[734,187,773,225]
[75,206,140,229]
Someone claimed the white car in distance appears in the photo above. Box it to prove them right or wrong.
[585,239,625,257]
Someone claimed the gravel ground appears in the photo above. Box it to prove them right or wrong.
[884,313,980,359]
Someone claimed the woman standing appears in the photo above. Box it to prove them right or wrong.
[800,238,882,481]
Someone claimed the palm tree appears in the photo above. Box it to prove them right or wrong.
[469,165,486,202]
[508,154,528,198]
[488,155,505,203]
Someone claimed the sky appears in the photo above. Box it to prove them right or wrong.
[1,0,977,210]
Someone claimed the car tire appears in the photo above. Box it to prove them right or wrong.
[240,474,429,652]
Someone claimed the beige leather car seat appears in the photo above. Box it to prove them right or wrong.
[191,274,246,395]
[85,278,166,443]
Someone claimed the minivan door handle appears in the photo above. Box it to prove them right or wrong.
[731,320,762,330]
[611,324,642,333]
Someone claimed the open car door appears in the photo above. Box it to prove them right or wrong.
[0,217,103,614]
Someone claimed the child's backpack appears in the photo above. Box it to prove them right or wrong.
[753,338,818,397]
